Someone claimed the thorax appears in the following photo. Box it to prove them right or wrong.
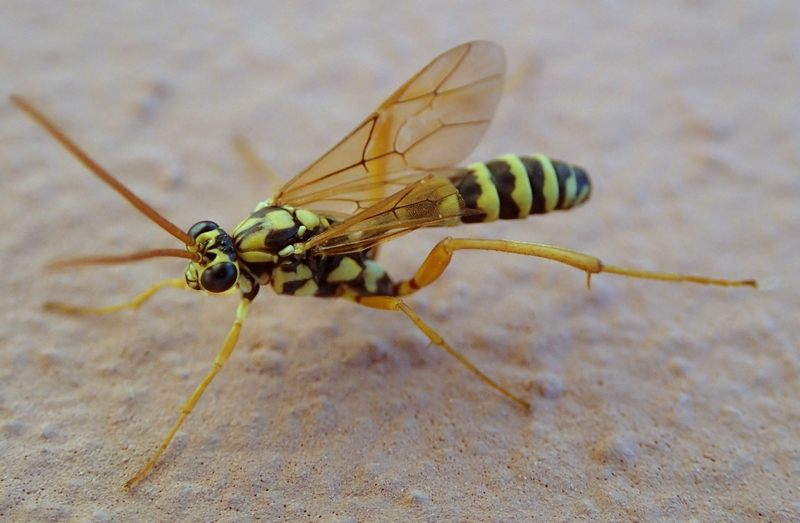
[232,204,330,284]
[231,204,393,298]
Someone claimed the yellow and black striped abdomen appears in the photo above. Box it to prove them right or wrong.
[449,154,592,223]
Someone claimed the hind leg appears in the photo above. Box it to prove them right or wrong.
[370,237,754,406]
[395,237,757,297]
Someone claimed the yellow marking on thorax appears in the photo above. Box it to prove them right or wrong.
[265,209,297,231]
[498,154,533,218]
[235,208,297,258]
[326,257,363,283]
[466,161,500,222]
[295,209,321,230]
[294,280,319,296]
[236,229,268,254]
[240,250,278,264]
[532,153,559,212]
[272,263,318,296]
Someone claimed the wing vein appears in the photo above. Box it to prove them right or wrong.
[272,41,506,218]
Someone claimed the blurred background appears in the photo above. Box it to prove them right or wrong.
[1,2,798,521]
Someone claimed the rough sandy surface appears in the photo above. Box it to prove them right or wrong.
[1,2,798,522]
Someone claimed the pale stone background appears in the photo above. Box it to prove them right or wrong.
[1,2,798,521]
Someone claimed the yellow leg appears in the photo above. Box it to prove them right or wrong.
[395,238,757,296]
[232,136,284,193]
[351,293,530,410]
[44,278,188,315]
[124,298,251,489]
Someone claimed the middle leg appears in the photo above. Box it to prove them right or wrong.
[348,292,530,410]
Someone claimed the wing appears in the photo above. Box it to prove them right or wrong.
[273,41,506,216]
[303,175,471,256]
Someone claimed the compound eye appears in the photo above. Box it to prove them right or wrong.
[188,221,219,240]
[200,262,238,293]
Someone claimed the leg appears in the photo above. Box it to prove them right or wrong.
[44,278,188,315]
[349,293,530,410]
[232,136,284,192]
[395,238,757,296]
[124,298,251,488]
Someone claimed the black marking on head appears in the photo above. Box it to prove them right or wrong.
[211,231,237,262]
[188,221,219,240]
[520,156,547,214]
[486,159,522,220]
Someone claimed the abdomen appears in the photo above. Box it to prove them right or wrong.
[449,154,592,223]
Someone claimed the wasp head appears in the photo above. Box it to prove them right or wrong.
[184,221,239,293]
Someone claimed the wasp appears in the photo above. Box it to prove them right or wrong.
[12,41,757,488]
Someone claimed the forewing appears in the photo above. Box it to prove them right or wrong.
[304,176,467,256]
[274,41,506,216]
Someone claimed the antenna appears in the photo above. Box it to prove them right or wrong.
[11,95,196,247]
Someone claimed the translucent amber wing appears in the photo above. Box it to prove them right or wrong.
[304,176,468,256]
[274,41,506,216]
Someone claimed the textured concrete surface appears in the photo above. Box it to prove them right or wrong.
[1,2,798,521]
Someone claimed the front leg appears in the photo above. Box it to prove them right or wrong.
[44,278,188,315]
[124,297,251,488]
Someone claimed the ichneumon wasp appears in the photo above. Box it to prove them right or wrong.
[12,41,756,487]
